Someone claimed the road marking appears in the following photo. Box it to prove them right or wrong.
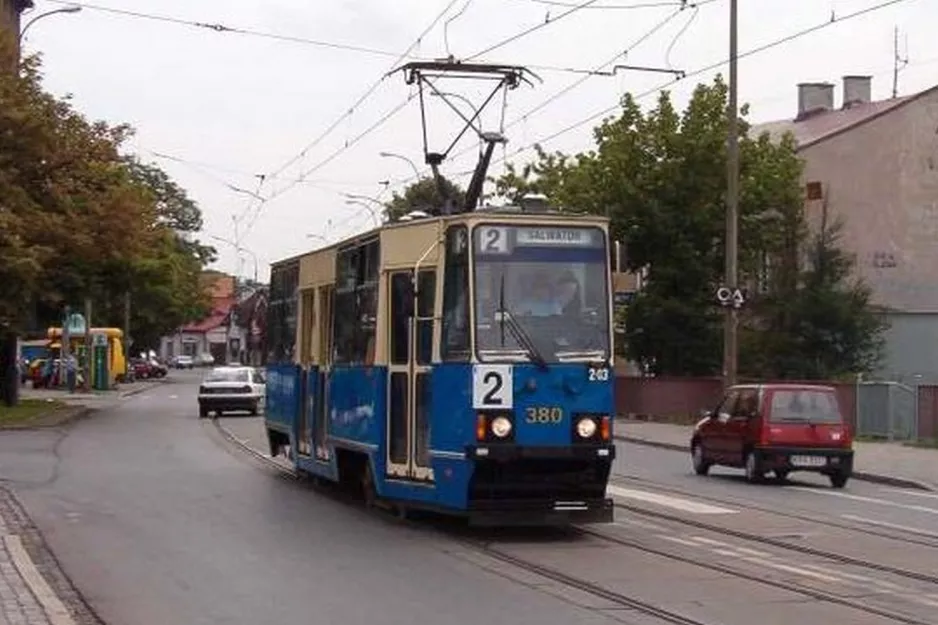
[787,486,938,515]
[711,549,845,583]
[613,517,664,531]
[841,514,938,539]
[658,535,701,548]
[882,488,938,500]
[4,534,75,625]
[607,485,737,515]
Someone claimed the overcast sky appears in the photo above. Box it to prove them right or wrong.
[21,0,936,281]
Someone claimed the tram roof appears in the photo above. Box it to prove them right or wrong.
[270,206,609,269]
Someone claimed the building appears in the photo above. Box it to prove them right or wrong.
[752,76,938,381]
[160,271,236,365]
[159,271,269,366]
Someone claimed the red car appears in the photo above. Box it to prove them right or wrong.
[690,384,854,488]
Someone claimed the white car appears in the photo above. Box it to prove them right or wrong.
[197,366,265,418]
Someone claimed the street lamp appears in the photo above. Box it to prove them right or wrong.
[208,235,259,283]
[18,5,82,46]
[344,200,380,228]
[379,152,421,181]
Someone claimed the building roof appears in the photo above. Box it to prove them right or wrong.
[180,295,235,333]
[751,85,938,149]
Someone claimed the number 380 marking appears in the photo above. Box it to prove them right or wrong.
[525,407,563,424]
[588,367,610,381]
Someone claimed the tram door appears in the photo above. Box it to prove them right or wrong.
[314,284,333,461]
[387,269,436,482]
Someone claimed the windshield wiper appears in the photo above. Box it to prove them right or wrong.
[497,275,548,371]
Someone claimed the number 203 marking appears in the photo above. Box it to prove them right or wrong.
[589,367,610,382]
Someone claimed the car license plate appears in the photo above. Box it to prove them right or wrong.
[790,455,826,467]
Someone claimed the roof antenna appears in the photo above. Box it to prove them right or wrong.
[892,25,909,98]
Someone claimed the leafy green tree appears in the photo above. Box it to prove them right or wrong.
[741,217,887,379]
[0,40,212,402]
[494,76,808,376]
[384,176,465,221]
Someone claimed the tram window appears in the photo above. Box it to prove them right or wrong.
[333,240,380,365]
[416,270,435,365]
[390,273,411,365]
[441,225,470,361]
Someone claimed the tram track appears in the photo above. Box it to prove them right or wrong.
[575,524,933,625]
[210,418,715,624]
[466,542,711,625]
[212,418,938,624]
[612,474,938,550]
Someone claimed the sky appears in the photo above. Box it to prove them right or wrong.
[18,0,938,282]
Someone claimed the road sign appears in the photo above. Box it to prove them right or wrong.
[715,286,746,309]
[64,313,86,335]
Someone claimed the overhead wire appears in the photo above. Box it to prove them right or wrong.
[261,0,464,184]
[254,0,614,211]
[41,0,412,59]
[447,0,914,183]
[239,0,464,236]
[394,0,715,187]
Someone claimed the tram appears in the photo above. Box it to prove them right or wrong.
[262,59,617,526]
[264,204,617,525]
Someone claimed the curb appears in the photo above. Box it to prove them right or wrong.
[614,435,936,493]
[210,417,295,475]
[0,406,94,431]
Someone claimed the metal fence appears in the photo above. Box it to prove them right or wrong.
[855,380,919,440]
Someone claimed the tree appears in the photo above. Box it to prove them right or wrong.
[494,76,807,376]
[0,40,213,402]
[384,176,465,221]
[741,216,887,379]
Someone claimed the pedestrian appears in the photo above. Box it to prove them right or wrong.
[65,353,77,393]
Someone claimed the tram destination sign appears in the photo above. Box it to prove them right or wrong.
[515,226,600,248]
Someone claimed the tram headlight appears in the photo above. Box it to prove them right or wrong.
[576,417,597,439]
[491,416,513,438]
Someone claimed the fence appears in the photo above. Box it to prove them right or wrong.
[615,372,937,441]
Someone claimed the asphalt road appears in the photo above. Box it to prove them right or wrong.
[611,441,938,544]
[0,370,932,625]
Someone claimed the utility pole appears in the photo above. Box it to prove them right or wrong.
[123,291,132,375]
[83,297,92,392]
[722,0,740,388]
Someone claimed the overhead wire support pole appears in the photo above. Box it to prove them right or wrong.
[723,0,739,388]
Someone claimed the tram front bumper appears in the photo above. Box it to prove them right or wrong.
[464,444,616,527]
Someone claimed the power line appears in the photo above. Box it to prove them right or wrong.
[517,0,695,7]
[256,0,611,210]
[262,0,464,185]
[451,0,913,181]
[466,0,605,60]
[41,0,416,59]
[395,0,716,186]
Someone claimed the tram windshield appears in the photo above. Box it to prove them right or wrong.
[473,224,611,363]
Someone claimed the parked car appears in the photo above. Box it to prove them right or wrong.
[690,384,853,488]
[197,366,265,418]
[147,358,168,378]
[173,355,194,369]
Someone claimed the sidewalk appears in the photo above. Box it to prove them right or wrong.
[3,381,164,430]
[615,419,938,492]
[0,487,97,625]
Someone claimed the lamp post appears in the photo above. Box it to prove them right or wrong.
[344,200,380,228]
[18,5,82,46]
[379,152,421,181]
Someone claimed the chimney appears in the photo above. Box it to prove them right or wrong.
[796,82,834,120]
[842,75,872,109]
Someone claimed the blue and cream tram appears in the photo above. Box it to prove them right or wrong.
[264,205,617,525]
